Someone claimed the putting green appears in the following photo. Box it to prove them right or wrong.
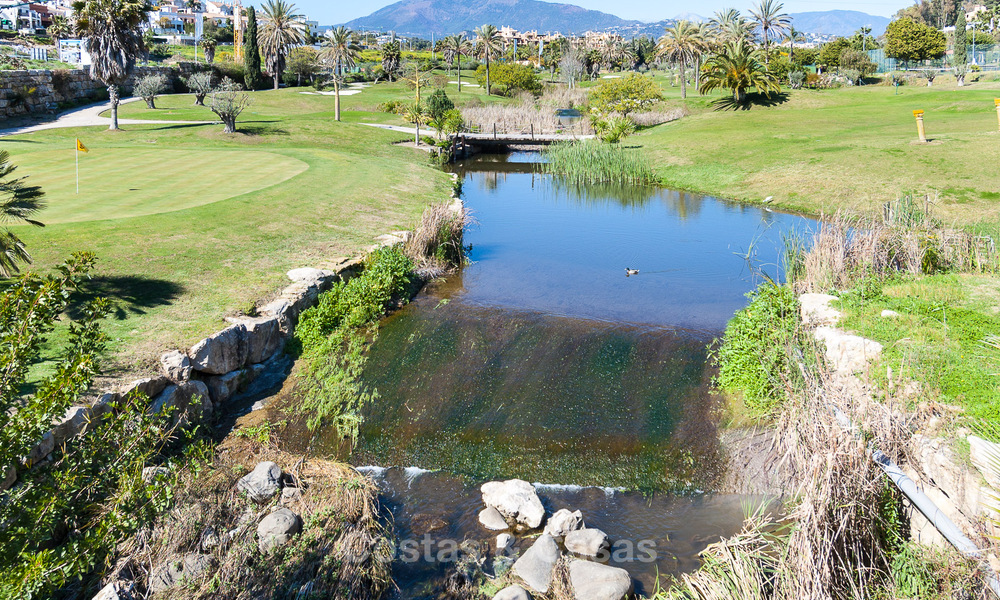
[15,147,309,224]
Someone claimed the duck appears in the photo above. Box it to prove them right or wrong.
[625,268,639,277]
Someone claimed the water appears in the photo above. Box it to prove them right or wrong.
[312,152,813,593]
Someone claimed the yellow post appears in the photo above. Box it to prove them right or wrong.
[995,99,1000,132]
[913,110,927,143]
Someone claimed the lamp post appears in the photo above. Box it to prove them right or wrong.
[913,109,927,143]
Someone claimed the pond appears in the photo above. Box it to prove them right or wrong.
[313,151,815,594]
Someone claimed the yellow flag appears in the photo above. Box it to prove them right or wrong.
[76,139,88,153]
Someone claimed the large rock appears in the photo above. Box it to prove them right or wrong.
[568,560,632,600]
[814,326,883,374]
[150,381,213,426]
[205,369,249,406]
[287,267,335,284]
[493,584,531,600]
[512,533,560,593]
[544,508,583,540]
[92,581,134,600]
[91,392,121,419]
[52,405,91,444]
[188,324,248,375]
[799,293,841,326]
[148,553,214,593]
[482,479,545,529]
[257,507,302,553]
[2,464,15,491]
[160,350,192,380]
[120,376,169,400]
[238,461,283,503]
[565,528,609,558]
[479,506,510,531]
[26,431,54,466]
[240,316,283,365]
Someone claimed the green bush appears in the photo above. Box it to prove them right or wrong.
[425,88,454,125]
[589,72,662,116]
[712,284,801,415]
[475,63,541,96]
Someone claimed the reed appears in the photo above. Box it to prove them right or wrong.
[404,201,473,279]
[543,141,658,185]
[629,107,687,128]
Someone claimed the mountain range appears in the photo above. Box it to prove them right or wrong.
[343,0,894,38]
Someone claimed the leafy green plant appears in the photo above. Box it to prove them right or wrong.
[474,63,541,97]
[589,72,664,115]
[592,114,637,144]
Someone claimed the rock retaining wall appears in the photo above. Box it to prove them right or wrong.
[0,62,208,118]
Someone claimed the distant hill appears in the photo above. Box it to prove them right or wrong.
[788,10,891,37]
[344,0,638,36]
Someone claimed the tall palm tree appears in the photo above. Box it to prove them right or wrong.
[784,27,805,61]
[443,34,470,92]
[0,151,45,277]
[699,39,781,104]
[258,0,306,90]
[474,24,501,95]
[658,20,707,99]
[320,26,360,122]
[73,0,151,131]
[46,15,72,47]
[710,8,755,44]
[749,0,791,64]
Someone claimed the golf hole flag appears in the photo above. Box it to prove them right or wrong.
[75,138,88,194]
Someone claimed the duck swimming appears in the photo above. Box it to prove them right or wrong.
[625,268,639,276]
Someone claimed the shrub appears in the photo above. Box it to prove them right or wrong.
[589,72,662,116]
[592,114,636,143]
[839,48,876,81]
[475,63,541,97]
[184,71,214,105]
[425,88,454,125]
[149,43,171,59]
[789,71,805,89]
[133,73,168,109]
[376,99,405,114]
[212,60,246,88]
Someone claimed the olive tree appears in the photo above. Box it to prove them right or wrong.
[133,73,168,109]
[209,77,252,133]
[184,71,214,105]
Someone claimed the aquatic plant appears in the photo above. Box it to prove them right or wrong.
[543,141,657,185]
[403,202,472,278]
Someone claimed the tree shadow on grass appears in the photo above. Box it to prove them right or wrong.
[68,275,185,320]
[239,123,290,136]
[710,92,790,111]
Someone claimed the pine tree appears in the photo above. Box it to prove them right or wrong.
[954,10,967,85]
[244,6,263,90]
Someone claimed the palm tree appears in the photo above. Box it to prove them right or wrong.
[749,0,791,64]
[201,37,217,63]
[474,24,501,95]
[73,0,151,131]
[0,151,45,277]
[443,34,470,92]
[380,39,401,81]
[699,39,781,104]
[258,0,306,90]
[784,27,805,61]
[319,26,360,122]
[658,21,707,99]
[46,15,72,47]
[710,8,755,44]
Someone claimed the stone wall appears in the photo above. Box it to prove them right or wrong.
[0,62,208,119]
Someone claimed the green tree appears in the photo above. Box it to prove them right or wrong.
[183,71,214,105]
[287,45,319,86]
[474,24,501,95]
[710,8,755,44]
[442,33,471,91]
[46,15,72,46]
[72,0,152,131]
[258,0,306,90]
[380,39,401,81]
[658,20,707,99]
[784,26,805,60]
[954,10,967,85]
[0,151,45,277]
[426,88,454,126]
[749,0,791,64]
[884,17,947,66]
[210,77,253,133]
[840,48,877,81]
[473,62,540,97]
[244,5,263,90]
[201,36,217,63]
[133,73,167,108]
[320,26,360,121]
[590,72,663,116]
[699,39,781,104]
[819,37,852,68]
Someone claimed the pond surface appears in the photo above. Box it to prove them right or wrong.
[312,152,813,594]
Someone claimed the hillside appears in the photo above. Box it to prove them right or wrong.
[788,10,891,36]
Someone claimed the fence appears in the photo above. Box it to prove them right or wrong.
[867,46,1000,73]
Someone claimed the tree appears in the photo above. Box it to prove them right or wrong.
[839,48,877,82]
[784,26,805,60]
[658,20,707,99]
[442,34,470,91]
[884,17,947,66]
[560,50,585,88]
[133,73,167,108]
[287,46,319,86]
[0,151,45,277]
[750,0,791,64]
[699,39,781,104]
[210,77,252,133]
[320,26,359,121]
[474,63,540,96]
[380,39,401,81]
[954,10,968,85]
[244,5,263,90]
[72,0,152,131]
[258,0,305,90]
[711,8,755,44]
[819,36,852,68]
[590,72,663,116]
[184,71,214,105]
[201,37,217,63]
[46,15,72,46]
[474,24,501,95]
[426,89,454,138]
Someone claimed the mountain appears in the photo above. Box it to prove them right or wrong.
[788,10,891,37]
[344,0,638,36]
[673,12,707,23]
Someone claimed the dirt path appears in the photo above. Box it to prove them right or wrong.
[0,97,215,138]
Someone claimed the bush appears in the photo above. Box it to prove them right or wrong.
[589,72,662,116]
[149,43,171,59]
[712,284,801,415]
[593,114,636,143]
[133,73,168,109]
[212,60,246,88]
[839,48,876,81]
[475,63,541,97]
[425,88,454,125]
[376,99,406,114]
[789,71,805,89]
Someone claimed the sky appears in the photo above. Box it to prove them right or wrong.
[253,0,913,25]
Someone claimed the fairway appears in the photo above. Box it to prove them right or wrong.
[16,148,308,223]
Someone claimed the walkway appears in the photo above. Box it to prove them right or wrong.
[0,97,216,138]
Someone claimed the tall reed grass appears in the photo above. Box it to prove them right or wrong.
[543,141,657,185]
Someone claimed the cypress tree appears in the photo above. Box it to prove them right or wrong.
[244,6,263,90]
[954,9,967,85]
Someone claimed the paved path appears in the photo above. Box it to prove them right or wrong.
[0,97,216,138]
[359,123,433,136]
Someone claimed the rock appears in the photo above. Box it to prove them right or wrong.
[257,507,302,553]
[52,406,91,444]
[188,324,248,375]
[565,528,609,557]
[238,461,283,503]
[497,533,514,550]
[91,392,121,419]
[881,309,901,318]
[26,431,54,466]
[160,350,192,380]
[91,581,133,600]
[568,560,632,600]
[799,293,841,326]
[512,534,559,593]
[544,508,583,539]
[120,376,169,400]
[281,486,303,504]
[240,316,283,365]
[205,369,250,406]
[493,584,531,600]
[150,381,213,426]
[479,506,510,531]
[2,464,15,491]
[814,326,883,373]
[969,435,1000,489]
[482,479,545,529]
[142,466,170,483]
[148,553,214,593]
[287,267,335,284]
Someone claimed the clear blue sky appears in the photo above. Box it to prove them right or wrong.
[250,0,911,25]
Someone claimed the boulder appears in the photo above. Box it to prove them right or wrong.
[568,560,632,600]
[150,381,213,426]
[241,316,283,365]
[148,553,214,593]
[493,584,531,600]
[2,464,15,491]
[287,267,335,284]
[91,581,133,600]
[26,431,54,465]
[512,533,559,593]
[497,533,514,550]
[257,507,302,553]
[160,350,192,380]
[238,461,283,503]
[799,293,840,326]
[188,324,248,375]
[814,327,883,374]
[482,479,545,529]
[52,405,91,444]
[119,376,169,400]
[205,369,250,406]
[91,392,121,419]
[544,508,583,539]
[479,506,510,531]
[565,528,609,558]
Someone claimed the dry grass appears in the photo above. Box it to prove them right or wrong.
[461,87,595,135]
[403,202,473,279]
[629,107,688,128]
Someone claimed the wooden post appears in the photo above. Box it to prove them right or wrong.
[493,123,497,140]
[531,123,534,140]
[913,110,927,143]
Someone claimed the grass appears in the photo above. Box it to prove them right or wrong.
[543,140,656,184]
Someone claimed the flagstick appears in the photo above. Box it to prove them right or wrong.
[75,142,79,194]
